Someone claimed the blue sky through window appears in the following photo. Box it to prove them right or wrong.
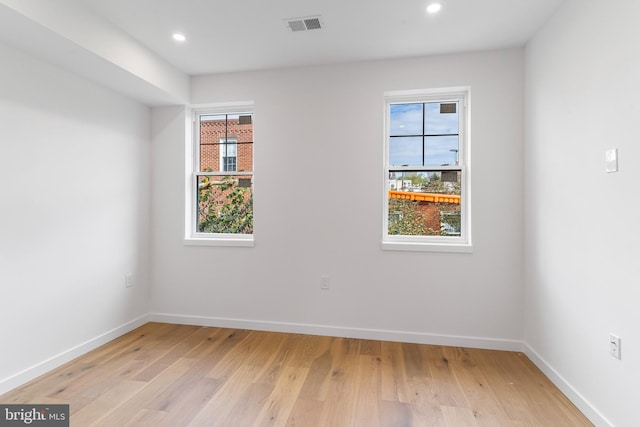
[390,102,459,167]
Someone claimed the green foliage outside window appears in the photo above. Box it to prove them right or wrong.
[388,199,437,236]
[198,176,253,234]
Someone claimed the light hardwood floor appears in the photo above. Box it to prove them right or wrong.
[0,322,593,426]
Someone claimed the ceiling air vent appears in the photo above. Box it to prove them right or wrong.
[285,15,323,32]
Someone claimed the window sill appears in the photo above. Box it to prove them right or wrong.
[184,236,254,247]
[382,240,473,253]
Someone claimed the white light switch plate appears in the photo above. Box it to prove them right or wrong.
[605,148,618,173]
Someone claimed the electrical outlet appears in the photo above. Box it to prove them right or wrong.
[320,276,330,290]
[609,334,621,359]
[125,274,134,288]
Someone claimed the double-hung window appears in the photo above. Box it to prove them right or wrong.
[382,88,471,252]
[186,103,254,246]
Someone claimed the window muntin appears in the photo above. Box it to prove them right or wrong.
[384,89,470,251]
[192,110,254,239]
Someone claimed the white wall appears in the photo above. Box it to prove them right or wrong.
[524,1,640,425]
[1,2,635,422]
[0,42,151,393]
[150,48,525,347]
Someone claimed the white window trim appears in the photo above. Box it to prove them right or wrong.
[184,101,255,247]
[382,87,472,253]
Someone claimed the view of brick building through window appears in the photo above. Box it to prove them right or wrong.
[196,113,254,235]
[200,115,253,172]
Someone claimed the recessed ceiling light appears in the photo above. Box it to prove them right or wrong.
[426,2,443,14]
[172,33,186,42]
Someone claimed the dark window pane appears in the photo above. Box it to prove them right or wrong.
[222,156,236,172]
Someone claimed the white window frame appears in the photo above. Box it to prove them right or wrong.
[185,101,255,247]
[382,87,472,253]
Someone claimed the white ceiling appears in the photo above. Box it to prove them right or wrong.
[77,0,565,76]
[0,0,565,105]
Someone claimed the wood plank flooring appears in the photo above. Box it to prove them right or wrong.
[0,322,593,426]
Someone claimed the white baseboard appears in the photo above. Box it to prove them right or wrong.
[149,312,524,352]
[0,314,150,396]
[523,343,611,427]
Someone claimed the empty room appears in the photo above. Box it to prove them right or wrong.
[0,0,637,426]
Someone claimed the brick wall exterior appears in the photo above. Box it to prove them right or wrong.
[200,116,253,172]
[415,202,460,234]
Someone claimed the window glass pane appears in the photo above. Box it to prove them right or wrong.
[425,102,458,135]
[197,174,253,234]
[390,103,423,136]
[424,135,459,166]
[221,140,237,157]
[387,171,461,236]
[199,113,253,173]
[440,210,461,236]
[389,136,422,167]
[200,114,225,172]
[222,157,236,172]
[221,139,237,172]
